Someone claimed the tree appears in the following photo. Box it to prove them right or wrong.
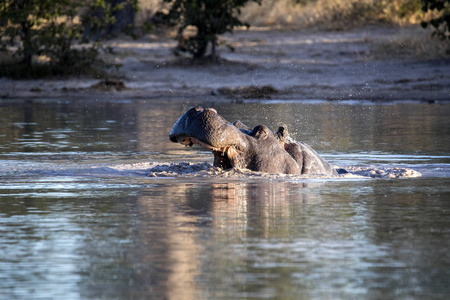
[157,0,261,62]
[0,0,138,77]
[421,0,450,40]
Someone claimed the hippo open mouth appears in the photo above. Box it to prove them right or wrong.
[170,107,249,170]
[174,134,240,169]
[170,106,339,176]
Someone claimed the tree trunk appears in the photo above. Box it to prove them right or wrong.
[108,0,136,36]
[193,35,208,60]
[21,22,33,67]
[211,35,217,62]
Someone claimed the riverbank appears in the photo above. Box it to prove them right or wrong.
[0,26,449,102]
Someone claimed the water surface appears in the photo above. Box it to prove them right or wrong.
[1,99,449,299]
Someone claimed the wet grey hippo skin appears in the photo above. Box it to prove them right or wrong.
[169,106,338,176]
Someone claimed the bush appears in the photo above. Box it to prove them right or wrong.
[157,0,261,62]
[0,0,138,78]
[421,0,450,40]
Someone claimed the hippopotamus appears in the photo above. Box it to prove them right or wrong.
[169,106,339,176]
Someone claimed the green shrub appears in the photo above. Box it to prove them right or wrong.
[421,0,450,40]
[0,0,138,78]
[157,0,261,62]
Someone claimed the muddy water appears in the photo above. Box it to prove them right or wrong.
[1,99,449,299]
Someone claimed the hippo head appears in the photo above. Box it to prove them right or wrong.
[169,107,338,176]
[169,107,298,174]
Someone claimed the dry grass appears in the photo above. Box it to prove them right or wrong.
[240,0,430,30]
[138,0,439,30]
[371,26,450,60]
[137,0,448,58]
[136,0,166,24]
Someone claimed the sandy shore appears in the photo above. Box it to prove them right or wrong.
[1,26,449,102]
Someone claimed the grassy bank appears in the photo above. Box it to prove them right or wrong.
[239,0,428,30]
[138,0,432,30]
[137,0,448,59]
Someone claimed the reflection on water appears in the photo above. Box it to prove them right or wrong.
[1,179,449,299]
[1,99,450,299]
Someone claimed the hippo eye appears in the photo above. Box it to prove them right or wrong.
[256,129,268,139]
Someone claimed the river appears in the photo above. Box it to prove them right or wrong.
[1,99,449,299]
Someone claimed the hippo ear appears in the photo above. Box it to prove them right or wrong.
[275,125,288,142]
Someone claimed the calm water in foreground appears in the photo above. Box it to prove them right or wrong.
[1,99,449,299]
